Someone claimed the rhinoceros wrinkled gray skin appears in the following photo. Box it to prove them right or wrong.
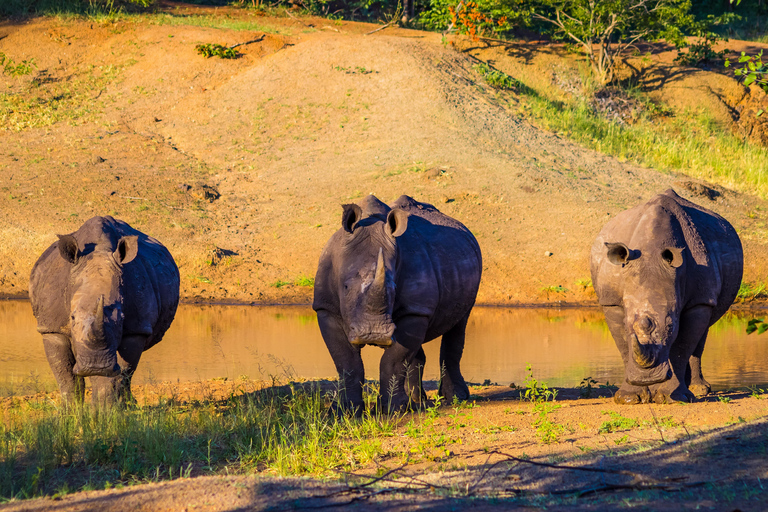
[29,216,180,406]
[313,195,482,414]
[590,189,743,404]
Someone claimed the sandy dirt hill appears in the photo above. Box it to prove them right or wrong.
[1,6,768,305]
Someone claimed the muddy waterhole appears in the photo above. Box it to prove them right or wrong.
[1,301,768,395]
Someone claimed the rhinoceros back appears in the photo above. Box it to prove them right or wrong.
[30,216,180,349]
[389,196,482,337]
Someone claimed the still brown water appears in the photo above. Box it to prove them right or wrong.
[2,301,768,395]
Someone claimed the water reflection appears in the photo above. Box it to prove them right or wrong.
[1,300,767,395]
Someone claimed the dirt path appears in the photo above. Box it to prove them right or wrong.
[2,7,768,304]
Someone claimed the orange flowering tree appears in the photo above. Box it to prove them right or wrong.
[420,0,528,38]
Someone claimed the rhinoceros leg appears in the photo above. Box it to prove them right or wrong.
[317,310,365,415]
[651,305,712,404]
[438,312,470,403]
[42,333,84,404]
[686,331,711,398]
[91,334,146,407]
[379,315,429,413]
[602,306,651,404]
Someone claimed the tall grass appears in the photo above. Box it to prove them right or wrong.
[0,383,395,500]
[518,87,768,197]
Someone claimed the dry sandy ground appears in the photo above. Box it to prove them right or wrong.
[2,5,768,304]
[2,380,767,511]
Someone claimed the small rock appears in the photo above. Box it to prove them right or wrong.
[153,117,162,122]
[91,156,105,165]
[544,251,553,257]
[178,183,192,192]
[192,182,220,203]
[425,168,444,179]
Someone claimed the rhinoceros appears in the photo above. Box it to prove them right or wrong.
[29,216,180,406]
[313,195,482,414]
[590,189,743,404]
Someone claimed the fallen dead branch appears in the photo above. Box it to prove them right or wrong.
[229,35,265,49]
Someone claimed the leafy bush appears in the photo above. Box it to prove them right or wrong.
[726,50,768,93]
[0,53,35,77]
[675,14,735,67]
[195,43,239,59]
[529,0,691,85]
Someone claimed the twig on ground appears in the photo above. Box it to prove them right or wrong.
[648,405,667,444]
[229,35,265,49]
[365,0,403,36]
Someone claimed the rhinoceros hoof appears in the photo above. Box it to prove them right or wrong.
[614,386,651,405]
[652,388,694,404]
[689,382,711,398]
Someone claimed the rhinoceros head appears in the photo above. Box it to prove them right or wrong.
[603,208,687,386]
[58,233,139,378]
[337,200,408,347]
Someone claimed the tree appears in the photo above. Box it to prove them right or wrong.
[529,0,691,85]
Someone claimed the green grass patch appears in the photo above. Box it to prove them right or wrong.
[737,281,768,302]
[0,384,395,499]
[293,275,315,287]
[473,62,522,90]
[0,63,126,132]
[598,411,640,433]
[517,86,768,197]
[149,13,290,35]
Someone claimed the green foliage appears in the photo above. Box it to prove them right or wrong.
[746,318,768,335]
[597,411,640,433]
[293,275,315,287]
[579,377,598,398]
[529,0,692,84]
[675,14,734,67]
[521,363,558,402]
[0,0,155,16]
[473,62,520,90]
[726,50,768,93]
[195,43,239,59]
[532,402,564,444]
[0,53,36,77]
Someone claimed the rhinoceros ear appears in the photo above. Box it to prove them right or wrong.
[605,242,630,266]
[57,234,80,264]
[386,208,409,238]
[114,236,139,265]
[661,247,684,268]
[341,204,362,233]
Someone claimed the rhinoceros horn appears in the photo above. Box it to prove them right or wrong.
[91,295,105,344]
[630,332,656,368]
[366,248,388,313]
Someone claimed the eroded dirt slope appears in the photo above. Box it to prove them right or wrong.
[2,9,768,304]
